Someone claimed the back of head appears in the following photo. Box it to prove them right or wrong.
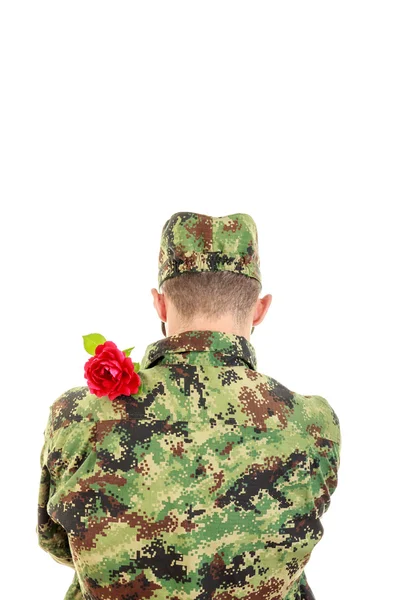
[161,270,262,329]
[158,211,262,329]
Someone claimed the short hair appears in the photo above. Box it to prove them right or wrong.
[160,271,261,327]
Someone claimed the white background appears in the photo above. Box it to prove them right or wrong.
[1,2,399,598]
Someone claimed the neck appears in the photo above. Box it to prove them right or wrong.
[166,314,252,341]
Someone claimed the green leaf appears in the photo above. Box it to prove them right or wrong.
[82,333,107,356]
[132,382,143,396]
[122,346,135,357]
[133,361,141,372]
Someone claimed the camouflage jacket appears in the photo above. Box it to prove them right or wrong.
[37,329,341,600]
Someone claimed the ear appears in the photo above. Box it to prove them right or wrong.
[151,288,167,322]
[252,294,272,327]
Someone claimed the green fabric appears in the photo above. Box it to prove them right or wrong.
[37,330,340,599]
[158,212,262,289]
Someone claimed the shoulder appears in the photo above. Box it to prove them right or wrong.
[252,370,341,445]
[49,385,131,432]
[296,393,341,445]
[49,386,94,431]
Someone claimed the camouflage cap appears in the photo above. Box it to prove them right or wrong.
[158,212,262,290]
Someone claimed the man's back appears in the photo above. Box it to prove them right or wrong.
[38,329,341,600]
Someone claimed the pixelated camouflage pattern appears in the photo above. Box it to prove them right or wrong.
[158,213,262,290]
[37,330,341,600]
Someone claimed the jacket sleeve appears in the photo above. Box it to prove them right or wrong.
[308,395,341,517]
[36,406,75,568]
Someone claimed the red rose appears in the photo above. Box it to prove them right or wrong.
[84,340,141,401]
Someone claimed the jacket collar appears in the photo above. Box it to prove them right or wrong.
[141,329,257,371]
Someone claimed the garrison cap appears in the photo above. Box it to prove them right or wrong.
[158,212,262,290]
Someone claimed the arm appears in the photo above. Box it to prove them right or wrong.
[308,396,341,517]
[310,436,341,517]
[36,406,75,568]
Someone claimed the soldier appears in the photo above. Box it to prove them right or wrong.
[37,211,341,600]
